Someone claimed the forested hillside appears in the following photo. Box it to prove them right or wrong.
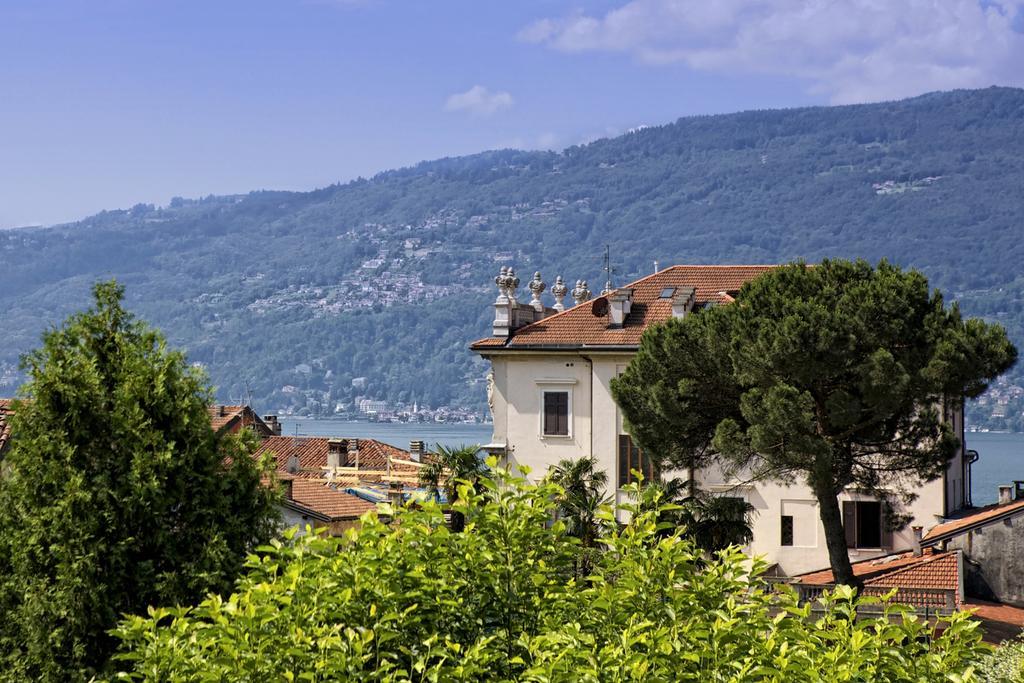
[1,87,1022,427]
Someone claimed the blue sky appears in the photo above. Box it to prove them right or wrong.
[2,0,1023,228]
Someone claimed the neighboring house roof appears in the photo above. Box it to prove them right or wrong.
[923,498,1024,545]
[470,265,777,351]
[252,435,421,480]
[0,398,13,455]
[794,548,961,603]
[208,405,274,437]
[285,479,377,522]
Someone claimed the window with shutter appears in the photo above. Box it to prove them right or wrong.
[843,500,885,549]
[542,391,569,436]
[617,434,654,487]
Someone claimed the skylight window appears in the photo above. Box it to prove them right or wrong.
[659,287,676,299]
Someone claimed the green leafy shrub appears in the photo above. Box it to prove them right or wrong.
[978,636,1024,682]
[109,465,989,682]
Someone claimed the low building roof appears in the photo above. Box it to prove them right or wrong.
[252,435,422,479]
[208,405,274,436]
[794,548,961,603]
[923,498,1024,545]
[470,265,777,351]
[286,479,377,521]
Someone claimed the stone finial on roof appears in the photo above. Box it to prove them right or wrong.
[494,266,510,303]
[495,267,520,303]
[571,279,592,306]
[528,271,546,312]
[551,276,568,312]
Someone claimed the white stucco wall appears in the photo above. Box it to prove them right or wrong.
[483,350,966,577]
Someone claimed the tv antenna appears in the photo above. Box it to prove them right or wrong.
[601,244,618,294]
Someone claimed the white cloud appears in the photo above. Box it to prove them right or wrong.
[444,85,514,116]
[520,0,1024,104]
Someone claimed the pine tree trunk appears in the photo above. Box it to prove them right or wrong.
[813,480,859,588]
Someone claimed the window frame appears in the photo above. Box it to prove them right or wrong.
[537,383,573,439]
[617,433,655,488]
[780,514,794,547]
[843,499,891,550]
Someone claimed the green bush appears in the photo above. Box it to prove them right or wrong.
[978,636,1024,682]
[109,465,990,682]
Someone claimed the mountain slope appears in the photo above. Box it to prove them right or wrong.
[1,87,1022,426]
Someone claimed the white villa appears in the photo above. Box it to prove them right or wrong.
[471,264,973,577]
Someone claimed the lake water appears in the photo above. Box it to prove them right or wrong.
[280,418,1023,506]
[967,432,1024,505]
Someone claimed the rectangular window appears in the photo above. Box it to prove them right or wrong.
[617,434,655,487]
[780,515,794,547]
[542,391,569,436]
[843,500,888,549]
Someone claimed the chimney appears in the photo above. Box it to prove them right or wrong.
[286,455,300,474]
[1015,480,1024,500]
[911,526,923,557]
[671,287,696,319]
[409,439,426,463]
[263,415,282,436]
[347,439,360,469]
[998,485,1013,505]
[653,260,659,273]
[327,439,347,468]
[388,481,404,507]
[607,289,633,327]
[218,405,226,417]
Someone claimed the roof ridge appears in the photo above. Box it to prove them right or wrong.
[500,264,780,340]
[865,550,954,583]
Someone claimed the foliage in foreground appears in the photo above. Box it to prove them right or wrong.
[110,465,988,682]
[978,636,1024,683]
[0,282,280,682]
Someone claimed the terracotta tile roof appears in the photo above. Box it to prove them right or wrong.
[209,405,247,433]
[795,548,941,585]
[794,548,961,603]
[208,405,275,436]
[252,436,421,479]
[0,399,12,454]
[470,265,777,350]
[865,552,961,603]
[923,498,1024,544]
[288,479,376,520]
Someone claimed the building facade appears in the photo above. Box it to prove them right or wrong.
[471,265,972,576]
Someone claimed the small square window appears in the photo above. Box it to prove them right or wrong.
[781,515,794,546]
[659,287,676,299]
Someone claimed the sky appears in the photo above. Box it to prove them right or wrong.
[2,0,1023,229]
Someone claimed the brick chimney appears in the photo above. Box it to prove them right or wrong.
[263,415,282,436]
[607,289,633,327]
[409,440,426,463]
[327,439,347,468]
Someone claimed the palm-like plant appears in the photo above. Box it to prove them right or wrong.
[419,443,487,532]
[641,477,755,553]
[548,458,612,551]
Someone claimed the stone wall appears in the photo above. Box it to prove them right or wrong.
[947,514,1024,605]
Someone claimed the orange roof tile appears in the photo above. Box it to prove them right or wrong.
[924,498,1024,544]
[471,265,777,350]
[288,479,376,520]
[252,435,420,479]
[795,547,942,585]
[0,398,13,454]
[865,552,961,603]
